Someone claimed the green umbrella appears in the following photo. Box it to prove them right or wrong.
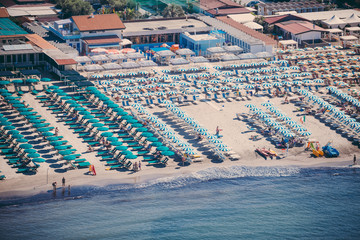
[12,79,23,84]
[136,127,148,132]
[17,138,28,143]
[64,155,76,161]
[8,130,20,135]
[57,92,68,96]
[5,96,17,100]
[82,115,95,119]
[42,132,54,137]
[115,145,127,151]
[69,103,81,108]
[111,141,123,146]
[0,121,12,126]
[25,78,39,83]
[141,132,153,137]
[79,111,91,115]
[12,134,24,139]
[61,96,72,100]
[29,119,45,123]
[65,100,77,104]
[17,107,31,112]
[0,89,8,93]
[113,108,126,113]
[151,142,163,147]
[74,107,86,111]
[0,117,9,122]
[121,115,133,120]
[92,123,104,127]
[125,154,138,159]
[37,127,53,132]
[121,150,133,155]
[28,153,40,158]
[161,151,174,156]
[12,103,25,107]
[41,78,52,82]
[20,111,34,116]
[146,137,158,142]
[107,137,118,142]
[4,126,15,130]
[25,115,38,120]
[117,111,129,116]
[54,145,68,150]
[50,141,65,146]
[101,132,113,137]
[59,150,73,156]
[33,123,49,128]
[126,119,138,124]
[1,92,12,96]
[32,158,45,163]
[19,143,33,149]
[53,89,63,93]
[157,146,169,151]
[86,86,97,91]
[48,85,59,89]
[97,127,109,131]
[131,123,143,128]
[47,136,60,141]
[24,149,37,154]
[0,81,10,85]
[87,119,99,123]
[107,103,118,108]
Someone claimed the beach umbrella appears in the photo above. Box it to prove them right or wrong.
[107,137,118,142]
[82,115,95,120]
[50,141,65,146]
[136,127,148,132]
[146,137,158,142]
[110,141,123,146]
[3,125,15,130]
[32,158,45,163]
[151,141,163,147]
[12,134,24,139]
[101,132,113,137]
[141,132,153,137]
[0,121,12,126]
[125,154,138,159]
[59,150,73,156]
[16,138,28,143]
[300,132,312,136]
[48,85,59,89]
[126,119,138,124]
[161,151,174,156]
[131,123,143,128]
[92,123,104,128]
[87,119,99,123]
[0,81,10,86]
[42,132,54,137]
[28,153,41,158]
[157,146,169,151]
[47,136,61,141]
[19,143,33,149]
[8,130,20,135]
[24,149,37,154]
[115,146,128,151]
[78,111,91,116]
[97,127,109,132]
[63,155,77,161]
[121,115,133,120]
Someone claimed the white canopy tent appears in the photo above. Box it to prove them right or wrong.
[322,15,347,29]
[345,14,360,27]
[243,22,263,31]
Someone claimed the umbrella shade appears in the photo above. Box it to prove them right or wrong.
[33,123,49,128]
[116,111,129,116]
[131,123,143,128]
[16,138,28,143]
[111,141,123,146]
[87,119,99,123]
[0,121,11,126]
[82,115,95,119]
[121,115,133,120]
[0,117,9,122]
[59,150,73,156]
[28,153,40,158]
[25,115,39,120]
[121,150,133,155]
[50,141,66,146]
[157,146,169,151]
[42,132,54,137]
[37,127,54,132]
[69,103,81,108]
[63,155,77,161]
[136,127,148,132]
[12,103,24,107]
[79,111,91,115]
[12,134,24,139]
[5,96,18,100]
[30,119,46,123]
[126,119,138,124]
[24,149,37,154]
[32,158,45,163]
[97,127,109,131]
[74,107,86,111]
[151,142,163,147]
[125,154,138,159]
[101,132,113,137]
[20,111,34,116]
[4,126,15,130]
[54,145,68,150]
[48,85,59,89]
[161,151,174,156]
[61,96,72,100]
[141,132,153,137]
[115,146,128,151]
[146,137,158,142]
[19,143,33,149]
[107,137,118,142]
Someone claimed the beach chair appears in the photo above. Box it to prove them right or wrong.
[145,99,155,108]
[214,94,225,103]
[223,92,233,102]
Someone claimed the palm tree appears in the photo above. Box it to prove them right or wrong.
[162,4,185,18]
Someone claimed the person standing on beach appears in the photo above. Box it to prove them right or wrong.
[354,154,357,165]
[55,127,59,136]
[62,177,65,187]
[138,161,141,170]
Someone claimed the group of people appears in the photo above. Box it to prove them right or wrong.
[132,161,141,171]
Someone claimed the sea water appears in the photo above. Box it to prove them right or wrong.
[1,166,360,240]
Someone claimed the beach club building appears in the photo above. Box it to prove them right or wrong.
[48,14,126,55]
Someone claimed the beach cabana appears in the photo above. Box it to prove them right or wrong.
[223,45,243,55]
[138,60,157,67]
[189,56,209,63]
[121,62,140,69]
[175,48,195,59]
[238,53,257,60]
[255,52,274,59]
[322,15,347,29]
[345,14,360,27]
[107,54,127,63]
[84,64,104,72]
[102,63,122,70]
[154,50,176,65]
[170,58,190,65]
[90,55,110,64]
[75,56,92,65]
[126,52,144,60]
[220,54,240,62]
[207,47,226,61]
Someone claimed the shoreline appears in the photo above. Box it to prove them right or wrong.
[0,154,357,201]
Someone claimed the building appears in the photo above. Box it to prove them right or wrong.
[48,14,126,55]
[201,15,276,54]
[275,20,326,45]
[199,0,250,16]
[179,31,225,56]
[122,17,212,51]
[258,0,326,16]
[295,9,360,22]
[264,14,309,31]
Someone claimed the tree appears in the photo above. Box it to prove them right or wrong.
[57,0,94,18]
[162,4,185,18]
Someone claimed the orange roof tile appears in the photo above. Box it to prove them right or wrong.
[0,7,9,18]
[275,21,326,35]
[56,59,77,65]
[216,16,277,45]
[83,35,121,45]
[25,34,57,50]
[72,14,125,32]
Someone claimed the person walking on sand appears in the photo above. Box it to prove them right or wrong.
[354,154,357,165]
[216,126,222,137]
[62,177,65,187]
[138,161,141,170]
[55,127,59,136]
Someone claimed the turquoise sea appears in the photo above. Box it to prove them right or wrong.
[1,166,360,239]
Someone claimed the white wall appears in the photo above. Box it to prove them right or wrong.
[296,31,322,42]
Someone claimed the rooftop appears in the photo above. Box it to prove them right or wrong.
[0,8,10,18]
[207,7,250,16]
[295,9,360,21]
[82,35,122,45]
[0,18,28,36]
[25,34,57,50]
[275,21,326,35]
[200,0,241,11]
[123,18,211,37]
[264,14,308,25]
[185,33,219,41]
[72,14,125,32]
